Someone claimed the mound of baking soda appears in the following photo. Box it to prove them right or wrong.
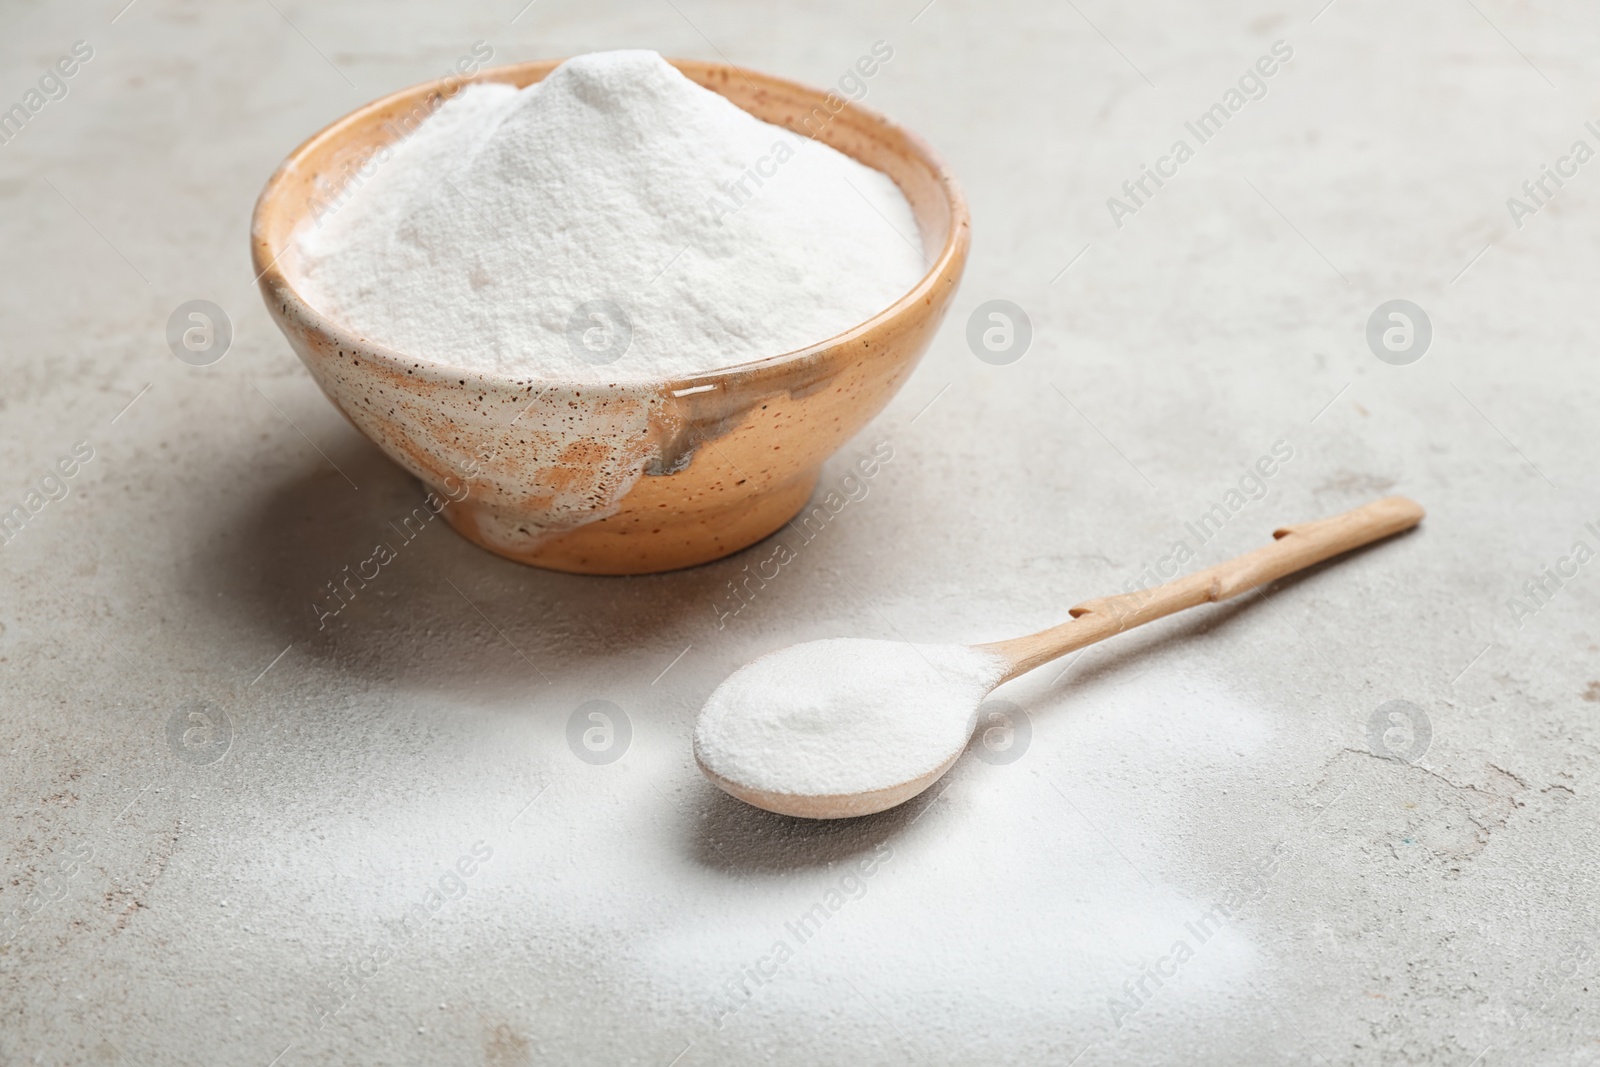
[296,50,926,380]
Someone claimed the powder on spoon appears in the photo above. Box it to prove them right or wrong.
[296,50,927,380]
[693,639,1008,797]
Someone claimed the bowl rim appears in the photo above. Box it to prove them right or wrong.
[249,55,970,394]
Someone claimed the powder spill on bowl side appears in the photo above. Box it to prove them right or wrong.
[692,638,1008,797]
[295,49,927,381]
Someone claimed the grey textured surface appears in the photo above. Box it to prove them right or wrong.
[3,1,1599,1064]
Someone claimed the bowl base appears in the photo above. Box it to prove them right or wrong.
[438,471,821,575]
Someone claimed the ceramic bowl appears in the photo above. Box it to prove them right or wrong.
[250,58,969,574]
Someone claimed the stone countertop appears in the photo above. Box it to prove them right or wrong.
[2,1,1597,1064]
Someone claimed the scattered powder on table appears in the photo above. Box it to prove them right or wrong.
[296,50,926,380]
[693,638,1008,797]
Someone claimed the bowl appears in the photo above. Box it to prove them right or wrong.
[250,58,969,575]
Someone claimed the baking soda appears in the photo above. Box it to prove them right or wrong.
[692,639,1008,796]
[297,50,925,380]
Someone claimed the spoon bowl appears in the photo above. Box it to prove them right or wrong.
[691,637,1005,819]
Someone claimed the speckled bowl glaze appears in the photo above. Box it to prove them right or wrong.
[251,58,969,574]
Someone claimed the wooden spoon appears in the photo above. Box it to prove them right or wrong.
[696,496,1425,819]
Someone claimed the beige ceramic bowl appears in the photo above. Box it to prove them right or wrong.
[251,58,969,574]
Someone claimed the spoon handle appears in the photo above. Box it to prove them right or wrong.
[977,495,1425,683]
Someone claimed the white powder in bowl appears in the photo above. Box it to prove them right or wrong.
[296,50,927,380]
[692,639,1008,797]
